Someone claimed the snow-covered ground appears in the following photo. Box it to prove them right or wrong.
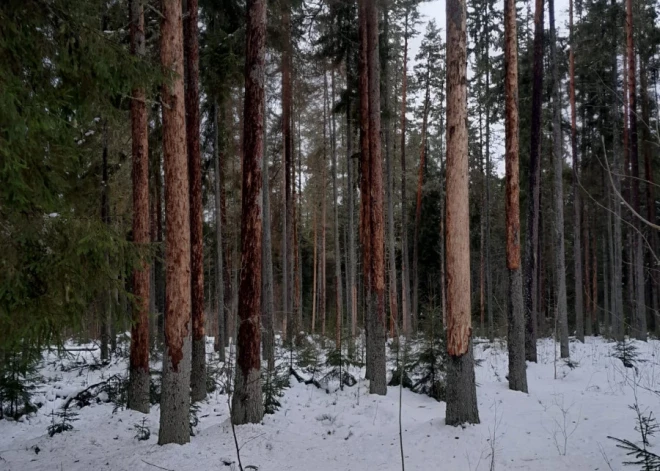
[1,336,658,471]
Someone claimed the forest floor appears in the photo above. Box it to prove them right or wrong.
[0,335,658,471]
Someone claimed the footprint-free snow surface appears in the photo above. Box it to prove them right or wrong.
[1,337,658,470]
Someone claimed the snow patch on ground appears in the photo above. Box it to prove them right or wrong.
[0,337,658,470]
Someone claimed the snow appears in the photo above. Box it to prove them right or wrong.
[1,337,658,471]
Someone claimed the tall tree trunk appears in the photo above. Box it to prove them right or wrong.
[184,0,206,403]
[626,0,646,340]
[549,0,569,358]
[213,103,226,362]
[504,0,528,393]
[331,69,343,347]
[158,0,192,445]
[485,19,493,343]
[100,121,110,363]
[584,209,592,336]
[231,0,266,424]
[445,0,480,424]
[399,13,411,337]
[346,81,358,340]
[524,0,544,362]
[312,212,318,333]
[568,0,584,343]
[262,96,274,370]
[413,69,431,331]
[321,71,329,338]
[610,0,624,341]
[383,7,399,338]
[128,0,150,414]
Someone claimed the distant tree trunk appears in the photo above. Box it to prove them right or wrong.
[413,69,431,331]
[399,13,411,337]
[383,7,399,338]
[331,69,343,347]
[549,0,569,358]
[184,0,206,403]
[568,0,584,343]
[626,0,646,340]
[213,103,226,362]
[231,0,266,424]
[524,0,543,362]
[128,0,150,414]
[592,232,599,335]
[312,211,318,333]
[485,21,493,343]
[584,210,592,336]
[262,97,274,369]
[100,120,110,363]
[504,0,528,393]
[346,83,358,339]
[321,71,329,338]
[610,0,624,341]
[158,0,192,445]
[445,0,480,424]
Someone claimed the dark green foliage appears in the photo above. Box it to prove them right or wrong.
[133,417,151,441]
[609,402,660,470]
[47,409,78,437]
[0,349,41,420]
[262,363,289,415]
[612,340,641,370]
[409,335,447,401]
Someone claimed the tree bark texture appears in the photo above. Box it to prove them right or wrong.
[445,0,479,424]
[158,0,192,445]
[231,0,266,425]
[213,104,226,362]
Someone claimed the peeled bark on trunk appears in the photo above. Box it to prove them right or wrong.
[524,0,543,363]
[568,0,584,343]
[158,0,192,445]
[213,104,226,362]
[626,0,647,340]
[504,0,528,393]
[231,0,266,424]
[549,0,569,358]
[128,0,150,414]
[184,0,206,403]
[330,69,343,347]
[262,97,274,370]
[445,0,480,424]
[399,14,411,337]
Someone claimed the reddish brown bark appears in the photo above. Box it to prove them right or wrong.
[399,14,410,337]
[129,0,150,406]
[236,0,265,379]
[161,0,191,372]
[358,4,371,284]
[184,0,204,345]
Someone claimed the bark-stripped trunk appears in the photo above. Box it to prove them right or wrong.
[213,103,226,362]
[262,95,274,370]
[549,0,569,357]
[626,0,646,340]
[445,0,480,424]
[412,69,431,331]
[399,14,411,337]
[158,0,192,445]
[184,0,206,403]
[231,0,266,424]
[383,7,398,338]
[524,0,543,362]
[331,69,343,347]
[128,0,150,414]
[504,0,528,393]
[569,0,584,343]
